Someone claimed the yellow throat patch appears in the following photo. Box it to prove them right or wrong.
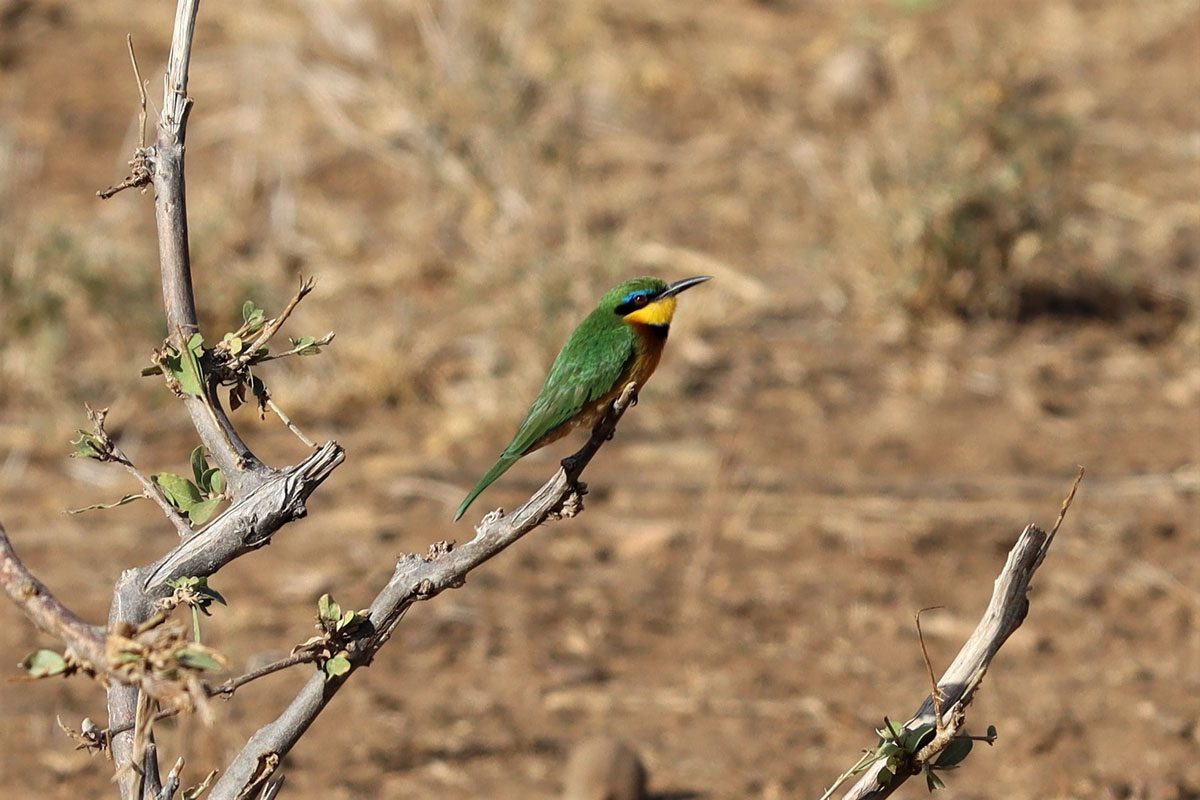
[623,295,677,327]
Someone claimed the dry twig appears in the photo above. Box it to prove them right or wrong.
[98,35,152,199]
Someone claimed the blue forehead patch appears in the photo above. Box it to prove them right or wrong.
[622,289,653,305]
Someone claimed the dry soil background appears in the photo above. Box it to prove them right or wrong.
[0,1,1198,798]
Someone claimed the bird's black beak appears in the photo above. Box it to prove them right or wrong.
[657,275,712,300]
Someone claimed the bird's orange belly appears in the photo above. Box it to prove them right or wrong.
[574,325,665,428]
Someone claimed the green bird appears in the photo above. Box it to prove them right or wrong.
[454,275,711,521]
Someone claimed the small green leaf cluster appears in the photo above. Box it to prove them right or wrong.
[166,576,227,611]
[218,300,328,413]
[71,430,113,461]
[156,333,207,397]
[872,718,935,787]
[153,446,226,526]
[288,335,322,356]
[867,717,997,792]
[312,593,370,680]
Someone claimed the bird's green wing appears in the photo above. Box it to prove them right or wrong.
[454,319,633,522]
[503,327,635,457]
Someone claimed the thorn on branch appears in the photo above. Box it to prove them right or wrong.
[97,36,153,199]
[915,606,946,732]
[266,398,317,448]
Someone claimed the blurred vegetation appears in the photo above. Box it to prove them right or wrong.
[0,0,1195,429]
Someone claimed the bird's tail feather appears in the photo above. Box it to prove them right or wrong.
[454,453,521,521]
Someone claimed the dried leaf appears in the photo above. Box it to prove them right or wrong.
[67,494,145,514]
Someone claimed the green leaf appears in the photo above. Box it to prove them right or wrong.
[67,494,145,514]
[154,473,203,510]
[876,741,900,758]
[195,583,227,607]
[224,333,244,356]
[190,446,208,486]
[291,335,318,355]
[903,723,936,753]
[21,649,67,678]
[336,609,367,632]
[206,468,225,496]
[176,337,205,396]
[318,593,341,623]
[242,301,265,334]
[175,646,225,672]
[925,767,946,791]
[71,431,105,460]
[876,767,894,787]
[935,737,973,769]
[187,497,223,526]
[324,652,351,678]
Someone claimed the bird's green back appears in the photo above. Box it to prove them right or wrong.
[503,306,636,457]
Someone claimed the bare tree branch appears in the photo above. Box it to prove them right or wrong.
[102,2,345,793]
[157,756,184,800]
[208,384,639,800]
[830,469,1083,800]
[148,0,262,493]
[0,523,107,668]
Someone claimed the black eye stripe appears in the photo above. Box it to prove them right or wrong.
[614,288,661,315]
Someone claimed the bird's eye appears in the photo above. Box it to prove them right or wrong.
[634,294,648,306]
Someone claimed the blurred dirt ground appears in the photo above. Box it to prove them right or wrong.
[1,1,1198,798]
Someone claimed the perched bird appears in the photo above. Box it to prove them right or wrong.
[454,275,711,521]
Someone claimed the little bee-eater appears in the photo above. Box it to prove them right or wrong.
[454,275,711,521]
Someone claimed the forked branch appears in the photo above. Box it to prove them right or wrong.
[102,1,346,795]
[208,384,640,800]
